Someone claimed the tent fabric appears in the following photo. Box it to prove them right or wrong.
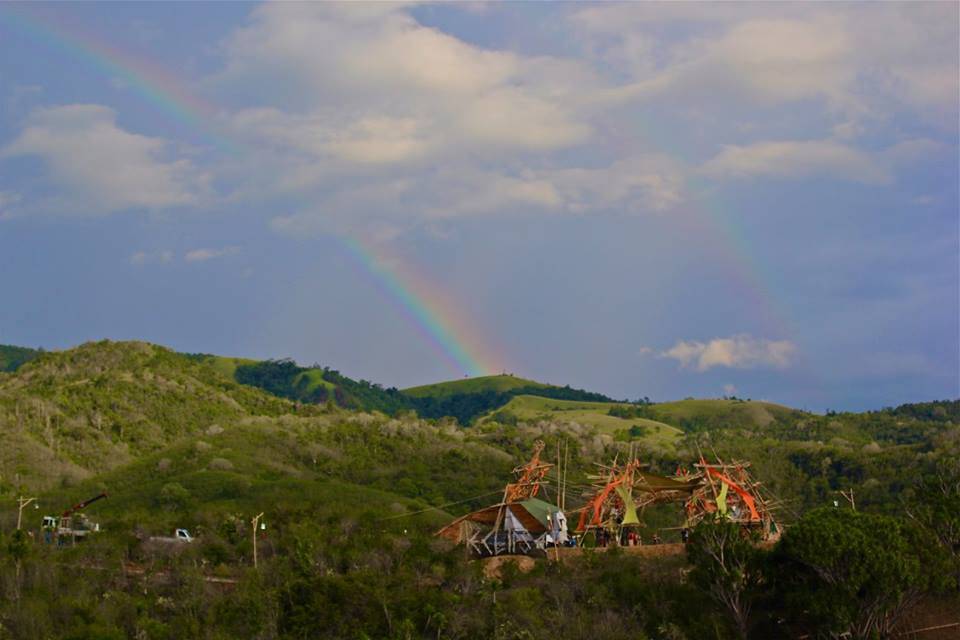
[717,482,729,517]
[615,485,640,526]
[637,472,700,493]
[516,498,558,530]
[549,511,569,544]
[436,498,561,542]
[503,509,536,542]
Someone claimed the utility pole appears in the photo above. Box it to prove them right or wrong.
[16,496,36,531]
[251,512,264,568]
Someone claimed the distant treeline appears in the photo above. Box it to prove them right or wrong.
[232,359,615,424]
[0,344,42,372]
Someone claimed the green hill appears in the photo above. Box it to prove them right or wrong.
[0,341,306,492]
[402,374,548,398]
[0,339,955,640]
[649,398,800,430]
[45,416,515,537]
[480,395,684,449]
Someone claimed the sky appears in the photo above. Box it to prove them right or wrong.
[0,2,957,411]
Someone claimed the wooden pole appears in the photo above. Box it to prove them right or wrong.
[251,512,264,568]
[556,440,562,510]
[16,496,36,531]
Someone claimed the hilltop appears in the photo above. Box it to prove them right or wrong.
[402,374,549,398]
[188,357,619,425]
[0,340,304,492]
[479,395,685,452]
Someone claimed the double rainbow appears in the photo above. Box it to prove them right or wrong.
[2,4,801,383]
[1,3,500,377]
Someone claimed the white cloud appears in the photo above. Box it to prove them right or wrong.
[701,139,889,184]
[1,105,205,215]
[219,3,592,165]
[575,5,958,127]
[723,383,737,396]
[184,246,241,263]
[268,153,686,234]
[662,334,796,372]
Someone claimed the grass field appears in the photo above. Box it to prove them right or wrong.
[650,398,797,428]
[198,354,259,380]
[402,374,548,398]
[481,395,684,447]
[292,368,337,393]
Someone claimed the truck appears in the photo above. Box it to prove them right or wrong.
[41,492,108,545]
[148,528,194,544]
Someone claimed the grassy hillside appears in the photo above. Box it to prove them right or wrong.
[0,340,955,640]
[402,374,548,398]
[0,341,309,492]
[481,395,684,449]
[649,398,800,430]
[43,416,504,537]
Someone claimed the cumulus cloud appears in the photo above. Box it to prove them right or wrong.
[1,105,206,215]
[662,334,796,371]
[701,139,889,184]
[194,2,955,236]
[574,4,959,125]
[219,2,592,165]
[184,246,241,263]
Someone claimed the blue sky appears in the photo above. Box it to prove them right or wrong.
[0,2,957,410]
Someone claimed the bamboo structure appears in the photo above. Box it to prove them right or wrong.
[437,441,568,557]
[682,458,781,541]
[574,458,701,545]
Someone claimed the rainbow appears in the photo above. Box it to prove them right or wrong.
[0,3,499,378]
[339,236,502,377]
[0,3,805,385]
[0,5,235,152]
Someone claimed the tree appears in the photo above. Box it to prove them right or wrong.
[906,459,960,590]
[771,508,946,639]
[159,482,191,511]
[686,520,765,639]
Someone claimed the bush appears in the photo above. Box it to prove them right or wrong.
[770,508,948,638]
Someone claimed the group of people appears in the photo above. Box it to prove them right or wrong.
[589,528,667,547]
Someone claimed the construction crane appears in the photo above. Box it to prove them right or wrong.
[42,492,108,545]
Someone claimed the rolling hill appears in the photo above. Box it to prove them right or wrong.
[0,339,956,640]
[0,340,306,492]
[402,374,549,398]
[479,395,684,450]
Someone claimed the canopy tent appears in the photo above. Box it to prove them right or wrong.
[636,472,701,494]
[437,498,562,544]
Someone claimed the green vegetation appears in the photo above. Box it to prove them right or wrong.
[771,508,950,638]
[0,341,307,492]
[0,340,956,639]
[482,395,683,451]
[0,344,41,372]
[225,360,619,425]
[649,398,799,431]
[402,374,548,398]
